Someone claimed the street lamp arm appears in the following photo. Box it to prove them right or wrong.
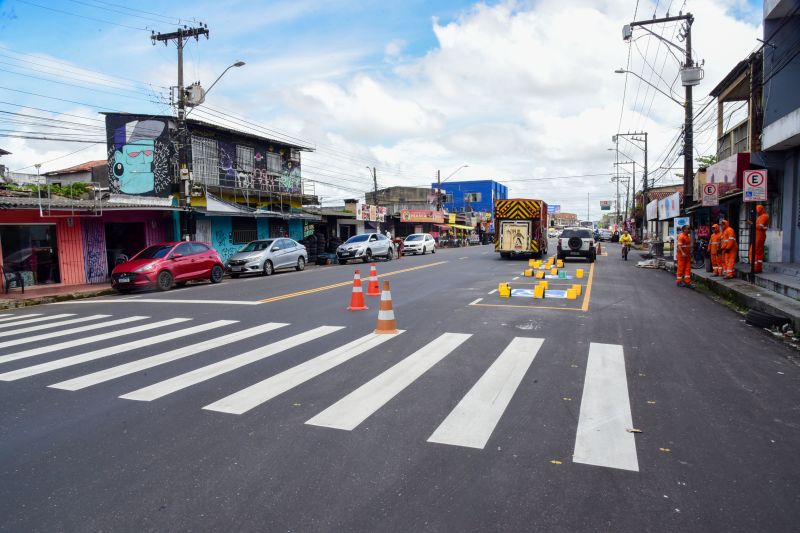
[614,69,684,106]
[441,164,469,183]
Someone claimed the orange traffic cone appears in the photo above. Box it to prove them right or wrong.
[374,280,399,334]
[347,270,368,311]
[366,262,381,296]
[596,242,602,255]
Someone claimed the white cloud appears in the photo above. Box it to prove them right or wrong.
[384,39,407,58]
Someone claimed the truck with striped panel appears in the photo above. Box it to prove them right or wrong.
[493,199,548,258]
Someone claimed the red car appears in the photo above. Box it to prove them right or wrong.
[111,241,225,293]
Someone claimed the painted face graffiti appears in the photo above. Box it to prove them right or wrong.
[113,140,156,194]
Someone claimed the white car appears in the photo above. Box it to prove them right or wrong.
[336,232,394,264]
[403,233,436,255]
[556,227,596,262]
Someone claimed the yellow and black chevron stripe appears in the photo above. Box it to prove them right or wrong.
[494,199,541,220]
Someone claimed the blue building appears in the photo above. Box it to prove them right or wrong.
[432,180,508,214]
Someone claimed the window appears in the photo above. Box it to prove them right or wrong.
[445,193,454,203]
[560,229,593,238]
[266,152,282,173]
[231,218,257,244]
[0,224,60,285]
[236,145,254,173]
[464,192,482,203]
[173,243,193,256]
[191,136,219,185]
[190,243,210,254]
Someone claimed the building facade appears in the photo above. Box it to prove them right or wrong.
[432,180,508,214]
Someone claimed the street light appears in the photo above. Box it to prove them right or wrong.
[614,69,684,106]
[436,164,468,211]
[185,61,245,117]
[442,164,469,183]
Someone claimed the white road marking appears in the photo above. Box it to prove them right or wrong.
[512,276,520,280]
[306,332,471,431]
[204,331,404,415]
[120,326,343,402]
[488,289,498,294]
[0,320,237,381]
[573,343,639,472]
[468,298,483,305]
[459,257,468,260]
[427,337,543,449]
[0,314,110,337]
[66,299,262,306]
[0,318,185,365]
[0,316,150,353]
[0,313,42,323]
[50,322,288,391]
[0,313,74,330]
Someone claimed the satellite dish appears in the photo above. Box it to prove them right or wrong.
[185,82,206,106]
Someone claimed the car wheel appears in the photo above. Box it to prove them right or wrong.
[432,246,435,254]
[263,260,274,276]
[156,270,173,291]
[296,256,306,271]
[230,273,240,279]
[386,248,393,261]
[363,249,372,263]
[210,265,224,283]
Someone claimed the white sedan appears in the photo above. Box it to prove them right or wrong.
[403,233,436,255]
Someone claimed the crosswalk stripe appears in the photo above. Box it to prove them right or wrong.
[427,337,544,449]
[0,316,150,353]
[50,322,289,391]
[0,313,74,330]
[0,318,187,366]
[204,330,404,415]
[0,313,42,323]
[0,320,238,382]
[0,315,110,337]
[573,343,639,472]
[120,325,343,402]
[306,332,471,431]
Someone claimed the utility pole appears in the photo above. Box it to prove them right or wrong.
[436,169,442,211]
[615,136,620,228]
[152,24,209,239]
[371,166,380,232]
[586,192,590,225]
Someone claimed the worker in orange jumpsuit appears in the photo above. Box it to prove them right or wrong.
[708,224,722,276]
[748,205,769,273]
[719,218,738,279]
[675,225,693,287]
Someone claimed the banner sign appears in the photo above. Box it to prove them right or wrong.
[658,192,680,220]
[743,170,767,202]
[600,200,611,211]
[646,199,658,221]
[547,204,561,214]
[702,183,719,206]
[674,216,690,231]
[357,203,386,222]
[400,209,444,223]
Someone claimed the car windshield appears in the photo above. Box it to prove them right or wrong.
[345,235,369,244]
[240,240,273,252]
[561,229,593,238]
[134,245,174,259]
[405,235,423,241]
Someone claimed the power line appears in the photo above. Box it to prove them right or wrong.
[17,0,152,31]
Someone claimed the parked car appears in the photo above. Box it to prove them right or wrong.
[111,241,225,293]
[403,233,436,255]
[548,228,559,238]
[225,238,307,277]
[598,229,613,241]
[336,232,394,264]
[556,227,596,262]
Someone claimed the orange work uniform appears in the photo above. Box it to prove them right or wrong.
[708,225,722,276]
[749,205,769,273]
[676,231,692,285]
[720,220,737,279]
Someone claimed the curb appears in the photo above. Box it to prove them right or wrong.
[0,288,117,310]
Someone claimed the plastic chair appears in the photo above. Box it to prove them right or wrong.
[2,264,24,294]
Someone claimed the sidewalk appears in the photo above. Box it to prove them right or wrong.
[0,283,116,310]
[657,258,800,331]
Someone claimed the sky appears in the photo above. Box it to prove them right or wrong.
[0,0,763,220]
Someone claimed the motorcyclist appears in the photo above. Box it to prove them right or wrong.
[619,230,633,260]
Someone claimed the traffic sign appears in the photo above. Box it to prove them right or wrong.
[701,183,718,206]
[743,170,767,202]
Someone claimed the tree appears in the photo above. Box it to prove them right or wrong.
[696,155,717,168]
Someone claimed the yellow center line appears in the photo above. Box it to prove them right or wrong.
[257,261,449,303]
[581,262,596,311]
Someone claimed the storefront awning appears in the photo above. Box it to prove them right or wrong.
[447,224,474,230]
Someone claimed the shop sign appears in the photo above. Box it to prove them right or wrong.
[400,209,444,223]
[701,183,718,206]
[743,170,767,202]
[600,200,611,211]
[547,204,561,214]
[448,213,456,224]
[357,203,386,222]
[646,199,658,221]
[658,192,680,220]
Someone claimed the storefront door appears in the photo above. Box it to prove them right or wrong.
[0,224,61,285]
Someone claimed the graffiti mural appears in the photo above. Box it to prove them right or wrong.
[105,115,173,197]
[81,219,108,283]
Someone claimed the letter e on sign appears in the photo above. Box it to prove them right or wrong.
[743,170,767,203]
[702,183,718,206]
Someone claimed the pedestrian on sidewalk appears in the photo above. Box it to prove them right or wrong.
[675,224,692,287]
[709,224,722,276]
[748,205,769,273]
[720,218,738,279]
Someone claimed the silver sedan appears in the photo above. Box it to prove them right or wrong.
[225,238,307,277]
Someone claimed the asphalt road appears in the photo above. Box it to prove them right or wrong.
[0,242,798,532]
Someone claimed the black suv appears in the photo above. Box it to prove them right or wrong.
[556,228,596,262]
